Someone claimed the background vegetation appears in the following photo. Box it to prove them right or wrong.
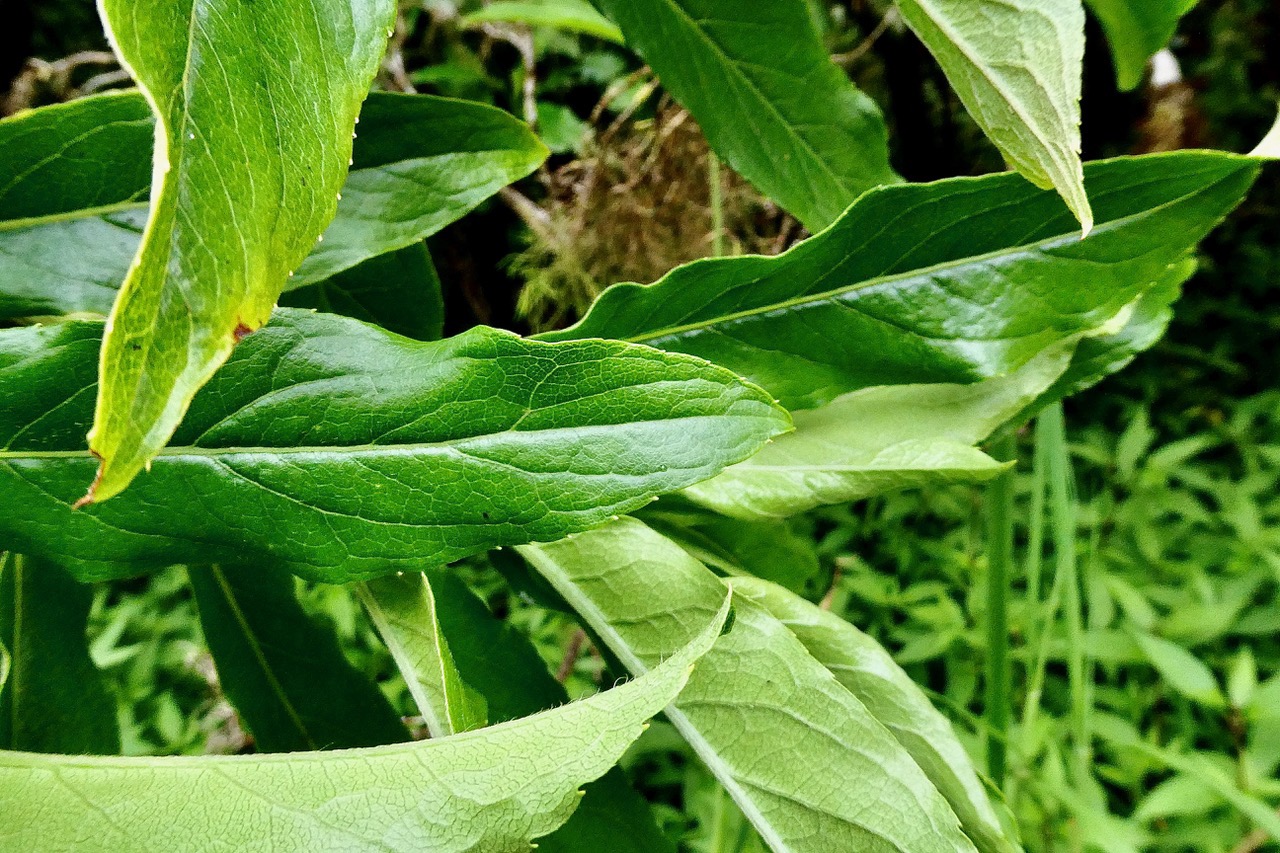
[4,1,1278,850]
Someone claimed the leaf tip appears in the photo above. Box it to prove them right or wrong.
[72,450,105,510]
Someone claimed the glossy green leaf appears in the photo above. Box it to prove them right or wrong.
[87,0,397,503]
[543,154,1259,411]
[423,566,677,853]
[896,0,1092,231]
[189,563,407,752]
[732,577,1018,853]
[280,243,446,342]
[594,0,897,232]
[356,573,486,738]
[1130,629,1226,709]
[520,518,979,853]
[0,554,119,755]
[0,91,545,321]
[1084,0,1198,90]
[0,597,728,853]
[0,310,788,583]
[683,342,1079,520]
[462,0,625,42]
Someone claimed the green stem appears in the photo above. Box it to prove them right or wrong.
[984,431,1016,788]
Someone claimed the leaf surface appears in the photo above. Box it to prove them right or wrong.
[1084,0,1198,90]
[520,518,979,853]
[0,554,119,755]
[423,567,677,853]
[0,90,543,323]
[463,0,625,42]
[357,573,486,738]
[896,0,1092,230]
[0,310,788,583]
[88,0,397,501]
[543,154,1258,411]
[189,563,408,752]
[0,596,728,853]
[682,342,1074,520]
[594,0,897,231]
[732,577,1017,853]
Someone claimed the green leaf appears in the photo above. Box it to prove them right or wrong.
[280,243,446,342]
[0,596,728,853]
[732,577,1018,853]
[356,573,486,738]
[896,0,1092,231]
[683,342,1075,520]
[593,0,898,232]
[462,0,625,43]
[0,91,546,321]
[87,0,397,503]
[1084,0,1198,90]
[1253,110,1280,159]
[0,553,119,754]
[423,566,677,853]
[0,310,788,583]
[520,518,979,853]
[542,153,1259,410]
[188,563,408,752]
[1129,629,1226,709]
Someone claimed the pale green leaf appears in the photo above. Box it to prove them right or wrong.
[543,154,1259,411]
[683,342,1076,519]
[0,310,788,583]
[0,92,546,321]
[519,518,979,853]
[1084,0,1198,90]
[1130,629,1226,709]
[0,553,119,755]
[0,595,728,853]
[357,573,487,738]
[896,0,1092,231]
[87,0,397,501]
[1253,110,1280,159]
[594,0,898,231]
[462,0,625,42]
[189,563,408,752]
[731,577,1018,853]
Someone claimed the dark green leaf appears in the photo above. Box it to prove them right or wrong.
[189,563,407,752]
[0,310,788,583]
[0,553,119,754]
[594,0,897,232]
[0,600,728,853]
[542,153,1258,411]
[280,243,445,342]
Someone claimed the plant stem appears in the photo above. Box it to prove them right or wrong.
[709,151,726,258]
[984,431,1016,788]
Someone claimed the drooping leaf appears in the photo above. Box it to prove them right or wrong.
[681,341,1075,520]
[356,573,486,738]
[0,310,788,583]
[0,91,546,321]
[188,563,408,752]
[0,596,728,853]
[280,243,446,342]
[423,566,677,853]
[896,0,1092,231]
[87,0,397,503]
[519,518,979,853]
[732,577,1018,853]
[594,0,898,232]
[542,154,1259,411]
[462,0,625,43]
[0,553,119,755]
[1084,0,1198,90]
